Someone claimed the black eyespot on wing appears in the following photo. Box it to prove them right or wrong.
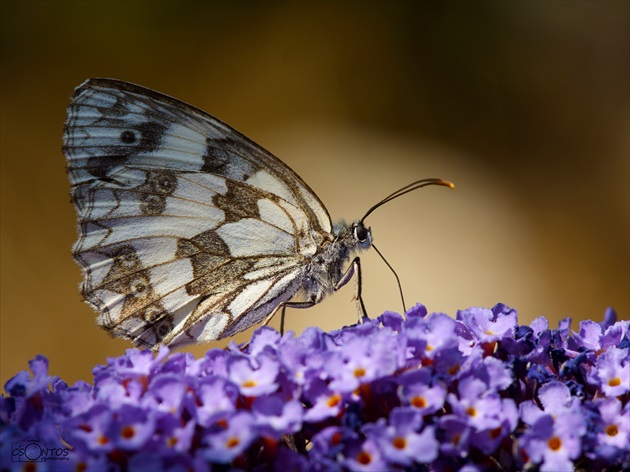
[102,120,167,159]
[120,130,136,144]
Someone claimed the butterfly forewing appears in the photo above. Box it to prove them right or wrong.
[63,78,334,348]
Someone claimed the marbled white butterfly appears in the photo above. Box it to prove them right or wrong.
[63,79,453,349]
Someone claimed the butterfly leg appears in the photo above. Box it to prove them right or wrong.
[239,301,317,352]
[334,257,369,323]
[260,257,368,336]
[280,305,287,336]
[261,300,317,334]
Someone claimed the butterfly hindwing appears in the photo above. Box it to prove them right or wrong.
[63,78,334,348]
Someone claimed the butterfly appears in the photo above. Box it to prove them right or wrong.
[63,78,453,349]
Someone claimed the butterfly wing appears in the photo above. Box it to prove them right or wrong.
[63,78,333,348]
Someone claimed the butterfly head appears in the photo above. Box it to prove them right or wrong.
[331,220,372,253]
[352,221,372,250]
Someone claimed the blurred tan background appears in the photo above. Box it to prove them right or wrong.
[1,2,628,388]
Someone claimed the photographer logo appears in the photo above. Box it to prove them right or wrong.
[11,438,70,463]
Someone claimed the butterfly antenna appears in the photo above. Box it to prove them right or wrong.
[361,178,454,313]
[360,178,454,223]
[372,243,407,313]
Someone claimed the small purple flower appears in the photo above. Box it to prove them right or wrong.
[575,308,629,352]
[196,349,230,378]
[470,397,518,455]
[64,404,116,452]
[457,305,517,346]
[342,437,389,472]
[3,355,59,431]
[111,404,155,450]
[519,413,583,471]
[475,355,514,391]
[404,303,428,319]
[519,381,584,425]
[251,394,303,437]
[246,326,282,357]
[276,333,325,388]
[228,354,279,397]
[432,344,467,379]
[58,380,95,417]
[303,379,347,422]
[144,374,190,415]
[404,312,459,363]
[6,355,57,396]
[156,415,196,454]
[94,373,142,409]
[192,376,239,427]
[159,351,196,376]
[397,370,446,416]
[586,346,630,397]
[363,407,438,466]
[96,346,168,381]
[519,381,586,470]
[593,397,630,452]
[447,376,506,431]
[438,414,473,458]
[202,411,256,463]
[378,310,405,332]
[325,331,398,393]
[309,425,355,460]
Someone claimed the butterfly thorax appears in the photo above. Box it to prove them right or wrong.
[293,221,372,305]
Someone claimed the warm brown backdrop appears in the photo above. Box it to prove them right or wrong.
[1,2,628,388]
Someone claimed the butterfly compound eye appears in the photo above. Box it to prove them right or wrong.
[354,223,369,243]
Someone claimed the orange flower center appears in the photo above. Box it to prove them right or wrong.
[608,377,621,387]
[392,437,407,449]
[76,462,88,472]
[121,426,135,439]
[411,395,427,408]
[490,426,502,439]
[357,451,372,465]
[354,367,366,378]
[606,424,619,437]
[327,393,342,408]
[548,436,562,451]
[226,437,240,448]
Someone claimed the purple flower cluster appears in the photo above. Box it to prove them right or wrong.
[2,304,628,471]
